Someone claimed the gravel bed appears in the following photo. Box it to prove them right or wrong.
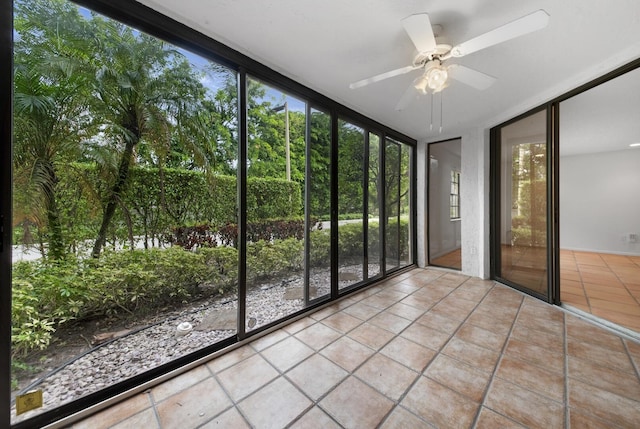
[12,263,378,422]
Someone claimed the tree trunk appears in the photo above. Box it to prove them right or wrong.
[44,163,65,261]
[46,194,65,261]
[91,137,137,257]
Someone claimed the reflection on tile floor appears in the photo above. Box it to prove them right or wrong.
[69,268,640,429]
[501,245,548,296]
[561,250,640,332]
[430,248,462,270]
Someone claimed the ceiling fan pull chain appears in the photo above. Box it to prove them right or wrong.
[439,92,443,133]
[430,93,434,131]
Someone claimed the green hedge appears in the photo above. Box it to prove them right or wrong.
[11,219,409,356]
[14,165,304,252]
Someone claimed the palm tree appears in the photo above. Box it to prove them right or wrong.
[13,0,92,260]
[86,17,211,257]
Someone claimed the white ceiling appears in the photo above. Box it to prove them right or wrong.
[560,66,640,156]
[137,0,640,148]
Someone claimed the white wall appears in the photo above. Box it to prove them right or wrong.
[461,129,491,279]
[416,143,428,268]
[428,140,461,259]
[560,149,640,254]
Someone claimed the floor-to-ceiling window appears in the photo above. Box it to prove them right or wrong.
[384,138,412,271]
[399,143,413,266]
[367,132,382,279]
[245,78,311,331]
[337,119,366,289]
[4,1,416,427]
[10,1,242,423]
[307,107,332,302]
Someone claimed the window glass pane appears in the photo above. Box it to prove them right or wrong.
[12,0,238,422]
[368,133,382,278]
[385,140,401,270]
[499,109,548,294]
[400,142,412,265]
[337,119,365,289]
[308,108,332,301]
[246,77,307,329]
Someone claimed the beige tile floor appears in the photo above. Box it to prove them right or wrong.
[68,268,640,429]
[560,250,640,332]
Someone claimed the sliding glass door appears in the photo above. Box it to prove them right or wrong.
[492,108,552,300]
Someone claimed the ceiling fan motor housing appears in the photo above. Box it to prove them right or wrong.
[412,44,452,67]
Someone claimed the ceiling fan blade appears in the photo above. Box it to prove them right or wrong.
[450,9,549,57]
[401,13,437,53]
[395,83,419,111]
[448,64,496,90]
[349,65,419,89]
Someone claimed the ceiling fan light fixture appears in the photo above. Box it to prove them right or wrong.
[415,60,449,93]
[426,64,449,93]
[413,74,429,94]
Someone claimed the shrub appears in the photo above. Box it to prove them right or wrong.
[11,279,56,356]
[15,165,305,253]
[171,224,218,250]
[246,238,304,282]
[309,229,331,267]
[247,178,302,222]
[11,217,410,356]
[11,246,240,356]
[81,248,210,313]
[174,218,313,249]
[198,246,239,294]
[385,218,410,260]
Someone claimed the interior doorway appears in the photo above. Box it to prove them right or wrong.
[428,138,462,270]
[558,66,640,333]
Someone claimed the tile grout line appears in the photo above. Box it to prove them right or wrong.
[372,276,500,427]
[571,249,640,331]
[621,339,640,384]
[231,274,421,428]
[372,273,475,428]
[145,382,163,428]
[200,365,250,428]
[563,309,570,429]
[574,253,595,315]
[138,276,409,427]
[335,275,445,425]
[248,290,369,428]
[303,272,447,427]
[469,286,526,429]
[605,255,640,309]
[196,357,250,428]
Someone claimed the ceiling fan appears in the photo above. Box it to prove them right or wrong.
[350,10,550,110]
